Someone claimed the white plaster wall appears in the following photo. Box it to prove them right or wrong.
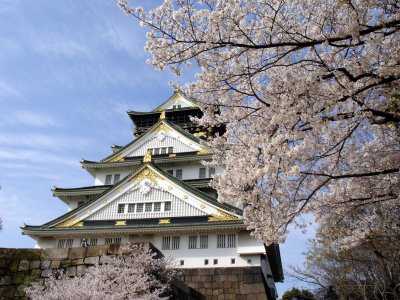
[159,162,221,180]
[36,232,262,269]
[94,167,138,186]
[86,189,207,221]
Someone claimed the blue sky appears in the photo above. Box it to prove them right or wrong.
[0,0,313,296]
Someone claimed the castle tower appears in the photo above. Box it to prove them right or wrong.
[22,90,283,298]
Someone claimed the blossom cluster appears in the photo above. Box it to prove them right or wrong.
[120,0,400,249]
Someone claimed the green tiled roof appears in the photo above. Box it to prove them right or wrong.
[98,119,203,163]
[28,163,242,230]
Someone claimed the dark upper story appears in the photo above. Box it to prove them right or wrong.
[127,107,225,139]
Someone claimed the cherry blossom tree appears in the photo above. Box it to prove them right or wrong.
[119,0,400,248]
[25,244,178,300]
[289,230,400,299]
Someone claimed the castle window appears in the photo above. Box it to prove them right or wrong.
[176,169,183,179]
[199,168,206,179]
[105,174,112,185]
[117,204,125,214]
[168,147,173,153]
[161,147,167,154]
[209,167,215,177]
[213,259,218,265]
[58,239,73,248]
[167,170,174,176]
[227,234,236,247]
[164,202,172,211]
[154,202,161,212]
[247,259,252,264]
[113,237,121,244]
[145,203,152,212]
[128,204,135,213]
[200,235,208,249]
[188,236,197,249]
[105,238,113,245]
[136,203,144,213]
[204,259,209,265]
[180,260,184,266]
[231,258,236,265]
[162,236,171,250]
[89,238,97,246]
[113,174,120,184]
[217,234,236,248]
[171,237,180,250]
[153,148,160,155]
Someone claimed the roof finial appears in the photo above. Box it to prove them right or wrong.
[160,110,166,120]
[143,149,152,163]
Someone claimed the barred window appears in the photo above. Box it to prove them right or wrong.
[105,238,113,245]
[199,168,206,179]
[162,236,171,250]
[113,174,120,184]
[136,203,144,213]
[227,234,236,247]
[171,237,180,250]
[161,147,167,154]
[200,235,208,249]
[105,174,112,185]
[217,234,236,248]
[117,204,125,214]
[65,239,73,248]
[128,204,135,213]
[145,203,152,212]
[176,169,183,179]
[167,170,174,176]
[154,202,161,212]
[57,239,65,248]
[217,234,226,248]
[114,237,121,244]
[209,167,215,177]
[188,236,197,249]
[164,202,171,211]
[153,148,160,155]
[89,238,97,246]
[168,147,173,153]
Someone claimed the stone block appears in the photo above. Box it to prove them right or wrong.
[68,247,86,260]
[76,265,87,276]
[18,259,30,271]
[66,266,77,277]
[99,255,109,264]
[61,260,73,268]
[246,294,258,300]
[84,256,99,265]
[41,269,52,278]
[12,272,25,284]
[42,248,69,260]
[0,275,11,286]
[86,245,108,257]
[10,260,20,272]
[31,269,41,276]
[256,294,268,300]
[198,269,210,276]
[41,260,51,269]
[30,260,41,269]
[72,258,84,265]
[51,260,61,269]
[240,283,265,295]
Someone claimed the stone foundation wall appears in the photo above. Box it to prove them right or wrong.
[0,245,129,299]
[181,267,271,300]
[0,247,271,300]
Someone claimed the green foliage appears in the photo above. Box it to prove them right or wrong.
[282,287,316,300]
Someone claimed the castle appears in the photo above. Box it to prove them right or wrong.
[22,90,283,298]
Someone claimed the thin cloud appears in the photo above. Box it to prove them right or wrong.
[0,79,21,99]
[0,111,60,128]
